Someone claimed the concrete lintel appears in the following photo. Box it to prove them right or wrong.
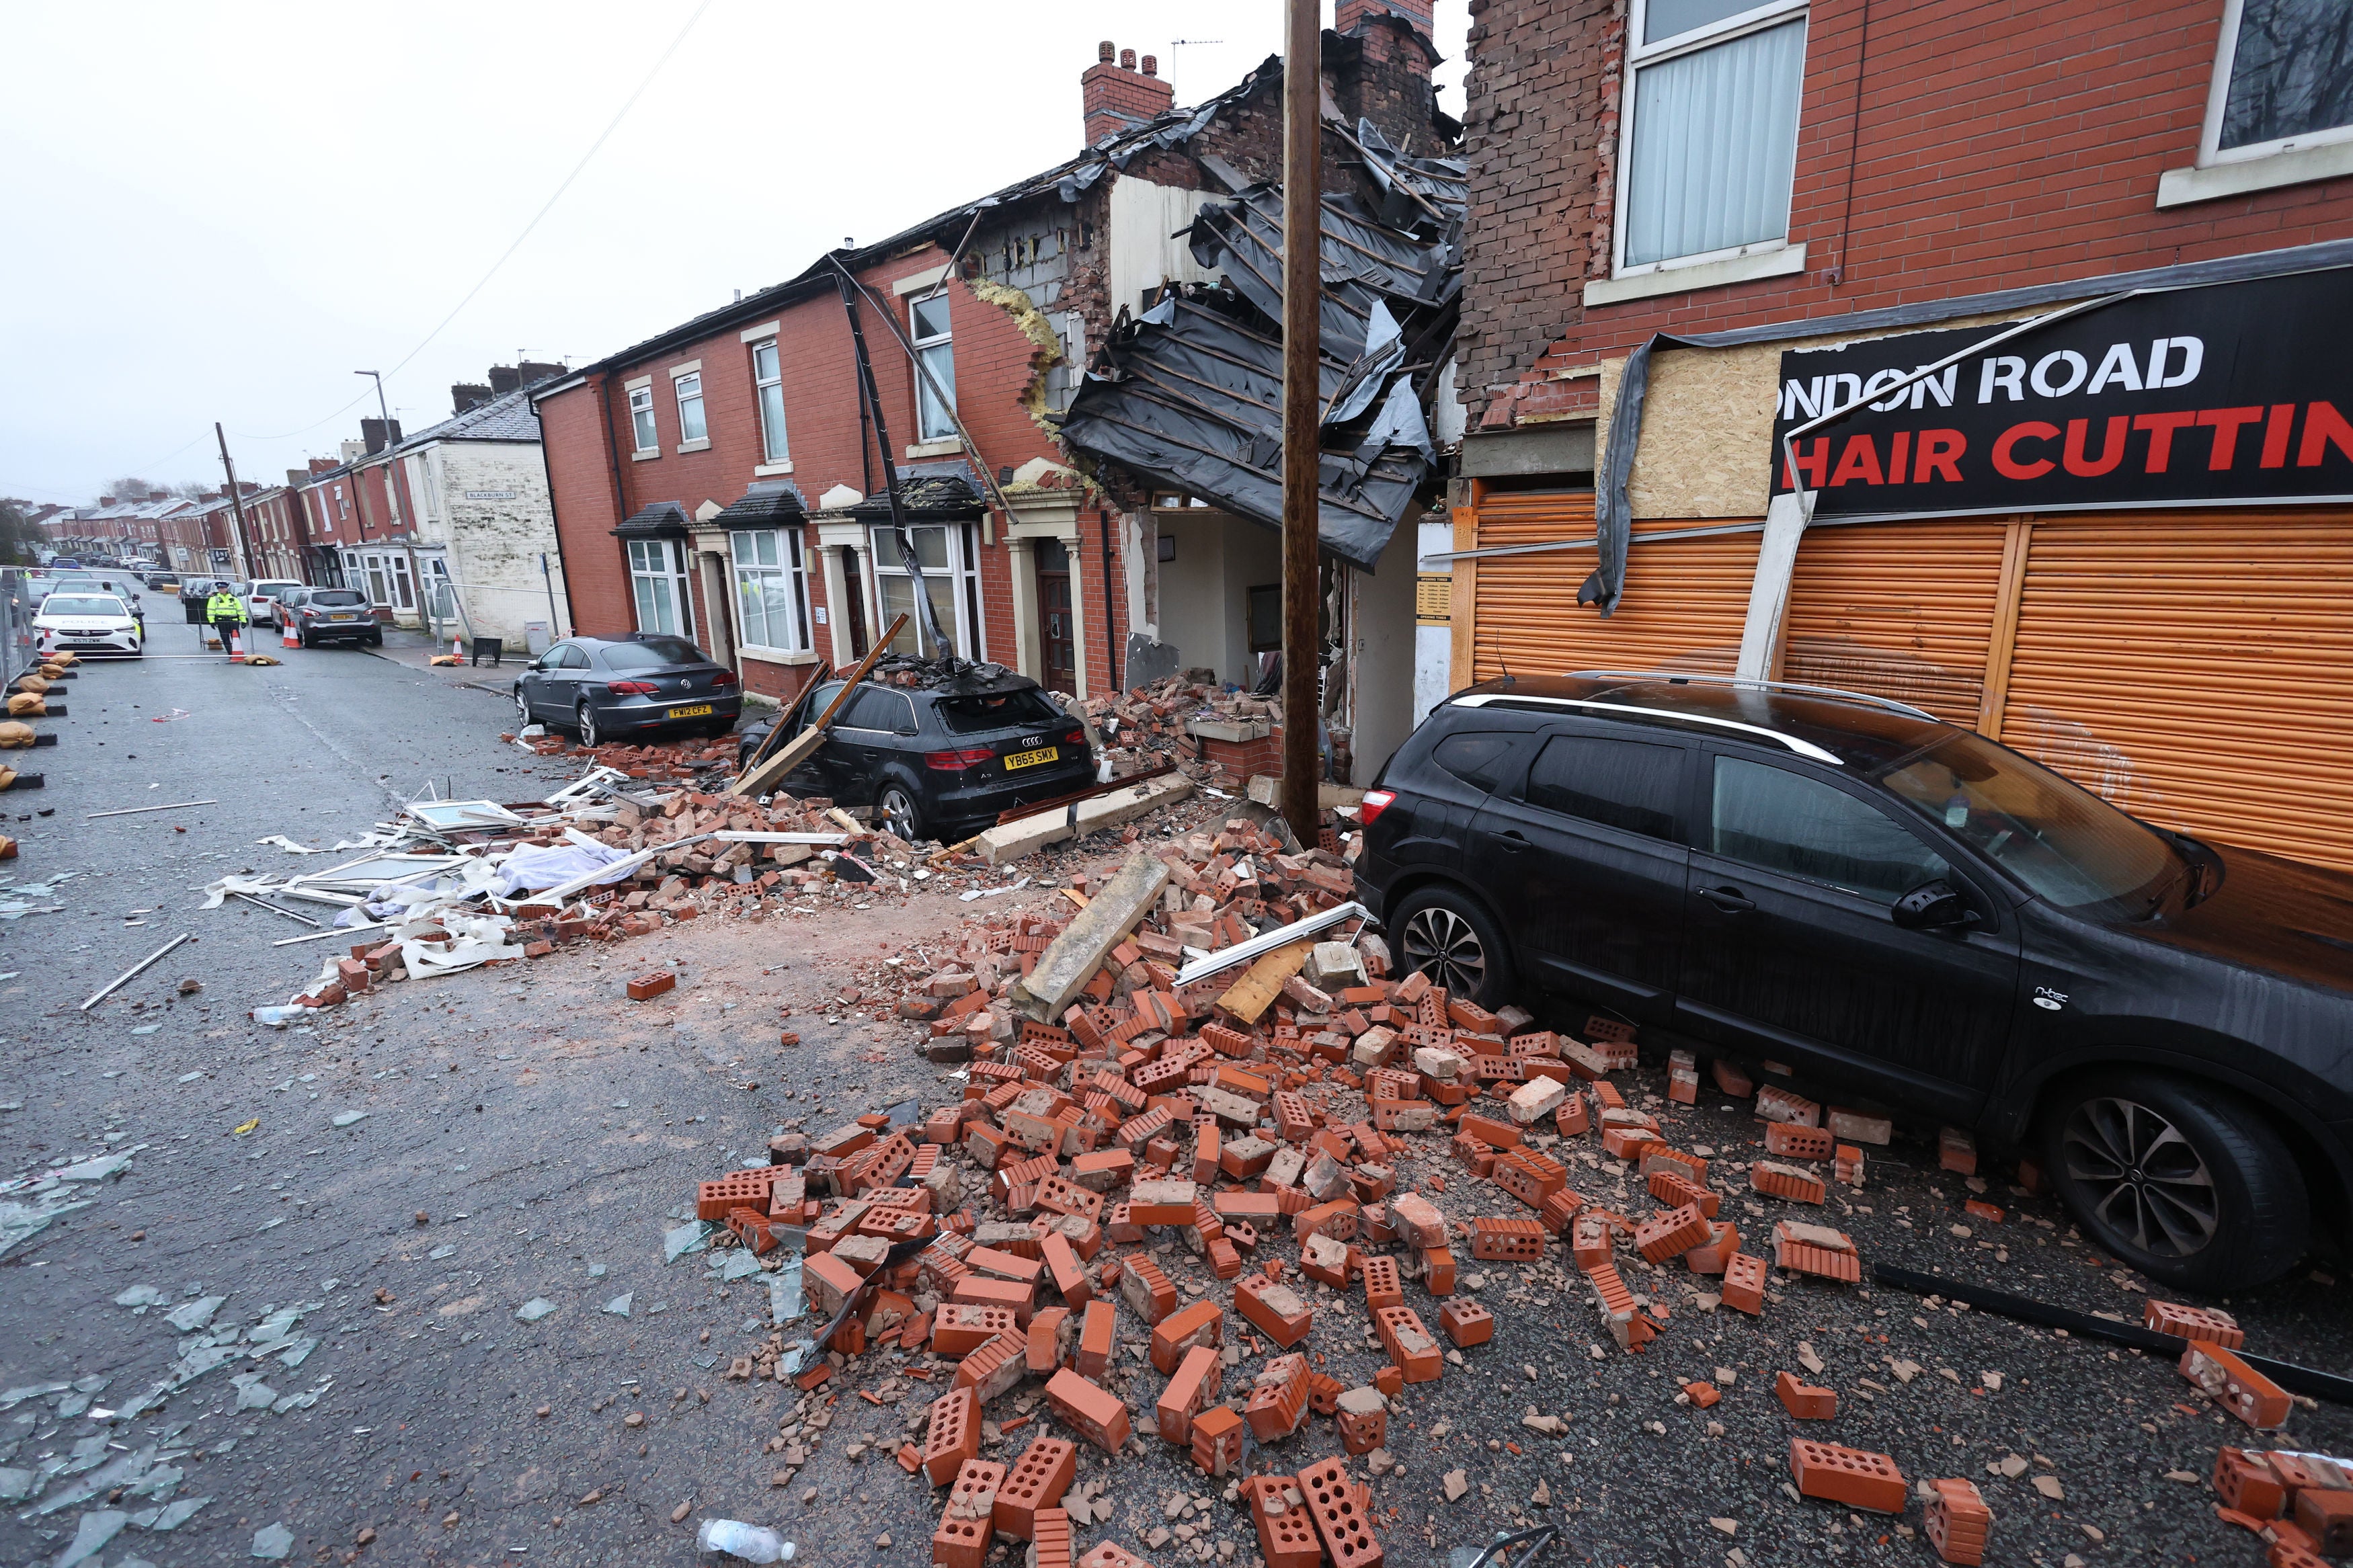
[1458,422,1597,479]
[1012,847,1175,1015]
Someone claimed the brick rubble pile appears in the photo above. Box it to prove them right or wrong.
[666,814,2263,1565]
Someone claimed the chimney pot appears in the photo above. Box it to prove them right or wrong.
[1142,54,1158,76]
[1098,40,1114,61]
[1119,47,1135,69]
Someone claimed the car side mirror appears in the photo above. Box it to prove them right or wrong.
[1892,878,1975,930]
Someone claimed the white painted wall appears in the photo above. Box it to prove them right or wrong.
[411,441,571,646]
[1414,518,1453,725]
[1107,176,1221,320]
[1349,520,1419,785]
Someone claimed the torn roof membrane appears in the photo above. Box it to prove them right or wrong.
[1058,179,1462,571]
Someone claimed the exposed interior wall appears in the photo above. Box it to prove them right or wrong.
[431,441,571,645]
[1152,509,1281,687]
[1349,519,1420,784]
[1106,176,1222,320]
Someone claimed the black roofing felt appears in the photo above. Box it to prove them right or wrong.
[846,463,984,522]
[613,501,690,538]
[715,481,809,526]
[1058,144,1462,572]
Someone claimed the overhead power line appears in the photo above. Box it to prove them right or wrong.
[228,0,718,444]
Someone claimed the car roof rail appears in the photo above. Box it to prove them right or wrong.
[1565,669,1940,725]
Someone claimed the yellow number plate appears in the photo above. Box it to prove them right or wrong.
[666,703,715,719]
[1003,746,1059,770]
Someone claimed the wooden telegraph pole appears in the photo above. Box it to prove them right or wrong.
[1279,0,1322,844]
[214,423,258,581]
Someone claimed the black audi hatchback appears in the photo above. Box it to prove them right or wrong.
[512,634,742,745]
[1353,671,2353,1291]
[736,672,1094,844]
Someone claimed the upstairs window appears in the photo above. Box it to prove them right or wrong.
[674,370,707,444]
[628,385,657,454]
[911,294,957,442]
[1618,0,1808,274]
[752,339,790,463]
[2204,0,2353,161]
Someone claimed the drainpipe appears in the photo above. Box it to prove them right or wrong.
[1098,509,1119,693]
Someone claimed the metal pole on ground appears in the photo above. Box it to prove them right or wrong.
[1279,0,1322,845]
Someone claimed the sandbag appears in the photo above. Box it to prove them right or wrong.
[15,675,48,695]
[0,768,15,790]
[5,694,45,717]
[0,722,30,749]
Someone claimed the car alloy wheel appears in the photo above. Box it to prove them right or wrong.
[514,688,532,729]
[577,702,602,749]
[2057,1094,2219,1260]
[1400,904,1486,996]
[877,784,922,842]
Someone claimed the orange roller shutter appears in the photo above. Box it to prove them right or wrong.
[1778,519,2011,725]
[1997,509,2353,872]
[1469,490,1759,684]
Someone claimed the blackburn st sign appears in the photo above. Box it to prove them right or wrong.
[1768,267,2353,518]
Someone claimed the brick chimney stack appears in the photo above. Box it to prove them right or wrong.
[1082,40,1174,146]
[1336,0,1435,42]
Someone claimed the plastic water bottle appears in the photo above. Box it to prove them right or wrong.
[694,1520,795,1563]
[249,1005,312,1028]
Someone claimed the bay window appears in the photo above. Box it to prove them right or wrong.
[870,522,982,659]
[731,527,813,655]
[627,537,692,636]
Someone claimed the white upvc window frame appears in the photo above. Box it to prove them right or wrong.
[627,382,658,456]
[750,339,791,466]
[867,521,984,661]
[2196,0,2353,166]
[729,526,813,657]
[909,294,957,443]
[671,363,708,450]
[1608,0,1811,284]
[626,536,694,638]
[2158,0,2353,207]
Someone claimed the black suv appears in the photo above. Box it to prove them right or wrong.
[1353,672,2353,1291]
[737,672,1094,844]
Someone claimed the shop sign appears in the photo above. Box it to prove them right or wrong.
[1769,268,2353,516]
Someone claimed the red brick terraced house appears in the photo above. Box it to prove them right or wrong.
[1447,0,2353,870]
[534,10,1457,766]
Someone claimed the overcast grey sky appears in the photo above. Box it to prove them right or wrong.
[0,1,1467,506]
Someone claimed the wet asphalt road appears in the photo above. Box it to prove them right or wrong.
[1,642,2349,1568]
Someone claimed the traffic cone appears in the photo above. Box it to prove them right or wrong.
[282,616,299,649]
[452,633,465,660]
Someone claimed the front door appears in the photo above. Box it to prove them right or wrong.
[1039,571,1075,695]
[1476,727,1694,1026]
[1674,749,2020,1122]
